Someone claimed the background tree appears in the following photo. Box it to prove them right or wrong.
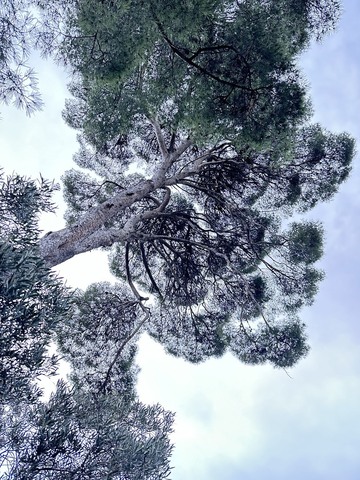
[0,0,44,114]
[0,264,174,478]
[0,171,70,404]
[1,381,173,480]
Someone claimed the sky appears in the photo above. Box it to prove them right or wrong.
[1,1,360,479]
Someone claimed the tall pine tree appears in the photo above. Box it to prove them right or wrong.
[0,0,354,477]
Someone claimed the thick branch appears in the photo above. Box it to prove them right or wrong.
[152,14,253,92]
[38,140,211,268]
[149,117,169,160]
[39,178,157,267]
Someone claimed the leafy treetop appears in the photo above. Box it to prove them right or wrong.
[35,0,353,368]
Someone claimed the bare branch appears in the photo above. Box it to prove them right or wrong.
[169,138,192,163]
[140,243,163,299]
[125,242,148,302]
[100,303,150,393]
[149,118,169,160]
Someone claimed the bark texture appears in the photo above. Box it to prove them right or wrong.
[39,131,195,267]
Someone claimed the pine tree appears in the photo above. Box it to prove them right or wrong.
[36,0,353,366]
[0,0,354,477]
[0,0,44,114]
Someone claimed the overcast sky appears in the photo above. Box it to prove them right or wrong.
[1,1,360,479]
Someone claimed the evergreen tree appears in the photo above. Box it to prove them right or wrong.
[1,381,173,479]
[0,0,355,477]
[35,0,353,366]
[0,0,44,114]
[0,172,70,404]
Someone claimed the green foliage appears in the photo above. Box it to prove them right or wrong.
[0,171,58,243]
[229,319,310,368]
[0,242,68,403]
[1,1,355,478]
[1,381,174,479]
[287,125,354,210]
[56,282,142,397]
[0,173,70,404]
[287,221,323,265]
[60,0,340,149]
[0,0,44,114]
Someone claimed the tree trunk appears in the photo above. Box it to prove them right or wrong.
[39,135,194,267]
[39,178,158,267]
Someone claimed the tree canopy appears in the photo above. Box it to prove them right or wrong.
[61,0,340,148]
[0,0,354,478]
